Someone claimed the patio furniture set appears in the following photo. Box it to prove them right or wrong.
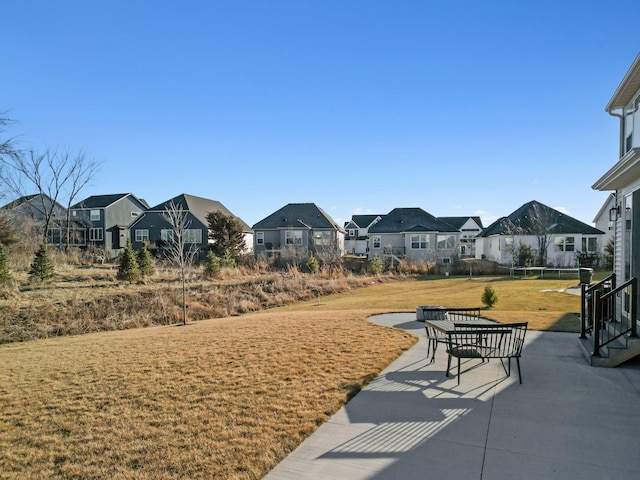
[416,306,528,385]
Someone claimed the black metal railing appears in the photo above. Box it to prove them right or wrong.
[581,274,638,356]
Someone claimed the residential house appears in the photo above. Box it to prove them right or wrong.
[252,203,345,261]
[366,207,461,265]
[0,193,86,247]
[438,216,483,258]
[592,193,617,260]
[588,52,640,366]
[70,193,149,258]
[343,214,382,255]
[129,193,252,256]
[475,200,605,267]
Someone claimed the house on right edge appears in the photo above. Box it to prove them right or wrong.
[588,52,640,366]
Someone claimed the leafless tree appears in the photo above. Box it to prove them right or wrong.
[0,147,100,246]
[504,202,557,266]
[162,200,199,325]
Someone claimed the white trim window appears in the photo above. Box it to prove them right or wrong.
[436,234,455,250]
[285,230,303,246]
[256,231,264,245]
[135,229,149,242]
[161,229,174,242]
[185,229,202,244]
[372,235,381,249]
[555,237,575,252]
[411,234,428,250]
[89,228,103,241]
[314,231,331,246]
[581,237,597,253]
[90,209,100,221]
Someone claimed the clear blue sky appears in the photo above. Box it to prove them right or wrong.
[2,0,639,228]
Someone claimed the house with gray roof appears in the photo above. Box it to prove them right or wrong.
[129,193,252,256]
[475,200,605,267]
[366,207,462,264]
[70,193,149,258]
[343,214,382,255]
[252,203,345,262]
[438,216,483,258]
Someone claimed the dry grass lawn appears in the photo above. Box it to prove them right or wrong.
[0,273,584,479]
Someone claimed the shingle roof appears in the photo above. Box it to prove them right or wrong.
[479,200,604,237]
[148,193,251,231]
[438,216,483,230]
[368,207,458,233]
[350,214,383,228]
[252,203,344,232]
[71,193,144,209]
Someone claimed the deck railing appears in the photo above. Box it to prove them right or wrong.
[581,274,638,356]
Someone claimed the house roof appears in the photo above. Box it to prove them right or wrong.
[368,207,458,234]
[605,53,640,112]
[0,193,66,215]
[252,203,344,232]
[148,193,251,231]
[71,193,148,209]
[479,200,604,237]
[350,214,382,229]
[438,216,483,230]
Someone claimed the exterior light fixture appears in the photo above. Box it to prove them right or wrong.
[609,205,621,221]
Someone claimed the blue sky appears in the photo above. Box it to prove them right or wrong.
[2,0,639,228]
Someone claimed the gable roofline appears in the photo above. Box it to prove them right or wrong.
[71,193,146,210]
[368,207,457,234]
[605,53,640,112]
[252,203,344,232]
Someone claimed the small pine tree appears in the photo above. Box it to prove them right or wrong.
[220,248,236,268]
[136,244,155,277]
[29,244,55,281]
[481,285,498,308]
[117,241,141,283]
[204,250,221,279]
[368,256,384,275]
[305,254,319,274]
[0,243,11,285]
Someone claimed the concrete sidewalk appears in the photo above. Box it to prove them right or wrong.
[264,313,640,480]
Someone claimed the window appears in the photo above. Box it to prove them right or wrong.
[161,229,174,242]
[185,229,202,244]
[131,211,139,217]
[437,234,455,250]
[555,237,575,252]
[256,232,264,245]
[373,235,381,249]
[411,234,428,249]
[89,228,103,241]
[90,210,100,221]
[314,231,331,246]
[581,237,597,253]
[285,230,303,245]
[135,229,149,242]
[348,229,357,238]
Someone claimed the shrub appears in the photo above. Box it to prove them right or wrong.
[116,241,141,283]
[204,251,221,279]
[481,285,498,308]
[220,248,236,268]
[136,244,155,277]
[0,243,11,285]
[29,244,55,281]
[368,256,384,275]
[304,254,319,274]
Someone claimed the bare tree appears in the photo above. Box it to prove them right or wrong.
[162,200,199,325]
[0,147,100,246]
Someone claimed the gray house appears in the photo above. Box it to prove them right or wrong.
[366,207,461,265]
[70,193,149,258]
[129,193,252,256]
[343,214,383,255]
[252,203,345,261]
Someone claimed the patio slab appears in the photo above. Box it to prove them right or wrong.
[263,313,640,480]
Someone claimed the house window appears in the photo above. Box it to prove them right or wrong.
[314,231,331,246]
[581,237,597,253]
[161,229,174,242]
[624,109,634,153]
[285,230,303,246]
[373,235,381,249]
[185,229,202,244]
[348,229,357,238]
[555,237,575,252]
[411,234,428,249]
[89,228,103,241]
[436,234,455,250]
[131,211,139,217]
[256,232,264,245]
[135,229,149,242]
[90,210,100,221]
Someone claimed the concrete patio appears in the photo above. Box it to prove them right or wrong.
[264,313,640,480]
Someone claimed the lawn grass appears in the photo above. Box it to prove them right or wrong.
[0,274,585,479]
